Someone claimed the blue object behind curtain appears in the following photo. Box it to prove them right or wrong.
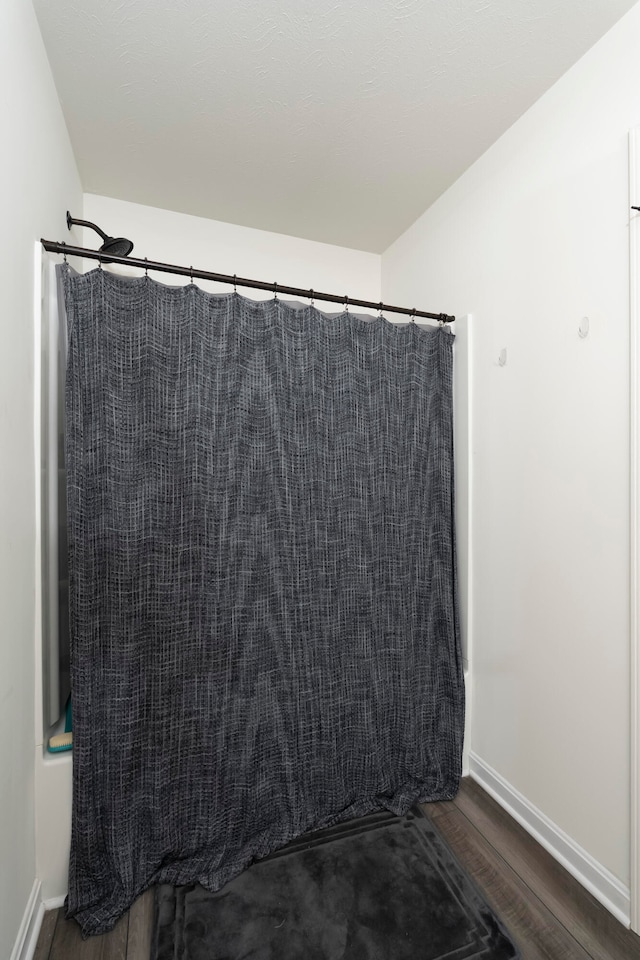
[61,265,464,936]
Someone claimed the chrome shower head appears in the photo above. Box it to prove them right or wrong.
[66,211,134,257]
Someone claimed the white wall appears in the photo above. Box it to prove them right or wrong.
[383,0,640,898]
[34,193,381,903]
[0,0,82,956]
[83,195,381,303]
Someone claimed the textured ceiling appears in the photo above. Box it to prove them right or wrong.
[33,0,637,252]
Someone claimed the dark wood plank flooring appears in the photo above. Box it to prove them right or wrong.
[422,779,640,960]
[34,777,640,959]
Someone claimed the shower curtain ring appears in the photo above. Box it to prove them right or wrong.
[378,301,384,319]
[144,257,149,277]
[411,308,416,323]
[273,281,278,300]
[344,295,349,313]
[233,274,237,292]
[189,265,194,283]
[309,288,314,307]
[61,242,67,264]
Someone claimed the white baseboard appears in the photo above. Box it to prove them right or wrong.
[10,880,44,960]
[469,752,631,927]
[461,668,471,777]
[42,895,66,911]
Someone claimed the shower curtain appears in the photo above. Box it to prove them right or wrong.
[61,265,464,936]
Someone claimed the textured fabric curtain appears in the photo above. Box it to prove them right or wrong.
[61,265,464,936]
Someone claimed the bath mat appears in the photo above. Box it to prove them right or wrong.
[152,806,520,960]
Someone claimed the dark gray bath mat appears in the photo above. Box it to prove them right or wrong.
[151,807,520,960]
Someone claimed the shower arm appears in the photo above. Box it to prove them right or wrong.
[66,211,109,243]
[65,211,134,257]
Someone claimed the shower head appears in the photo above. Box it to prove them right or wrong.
[99,235,135,257]
[66,211,134,257]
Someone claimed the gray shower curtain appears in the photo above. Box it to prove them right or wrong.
[61,265,464,936]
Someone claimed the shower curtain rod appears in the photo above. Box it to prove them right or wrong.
[40,239,455,324]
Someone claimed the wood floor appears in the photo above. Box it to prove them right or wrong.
[34,777,640,960]
[424,779,640,960]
